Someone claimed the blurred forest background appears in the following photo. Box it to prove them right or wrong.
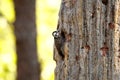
[0,0,61,80]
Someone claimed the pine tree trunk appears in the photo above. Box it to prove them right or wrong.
[53,0,120,80]
[14,0,40,80]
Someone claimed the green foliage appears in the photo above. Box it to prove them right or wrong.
[37,0,61,80]
[0,0,15,23]
[0,0,17,80]
[0,16,16,80]
[0,0,61,80]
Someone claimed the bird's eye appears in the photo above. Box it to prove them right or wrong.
[52,31,59,39]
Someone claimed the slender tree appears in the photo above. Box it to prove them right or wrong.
[14,0,40,80]
[53,0,120,80]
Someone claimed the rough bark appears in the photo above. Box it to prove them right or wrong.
[54,0,120,80]
[14,0,40,80]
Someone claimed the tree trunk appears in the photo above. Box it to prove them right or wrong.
[14,0,40,80]
[53,0,120,80]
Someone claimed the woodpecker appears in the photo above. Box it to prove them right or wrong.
[52,31,65,59]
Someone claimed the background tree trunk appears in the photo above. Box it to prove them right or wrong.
[14,0,40,80]
[54,0,120,80]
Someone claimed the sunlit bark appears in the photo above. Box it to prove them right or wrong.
[54,0,120,80]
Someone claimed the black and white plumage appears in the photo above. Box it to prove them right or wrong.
[52,31,65,59]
